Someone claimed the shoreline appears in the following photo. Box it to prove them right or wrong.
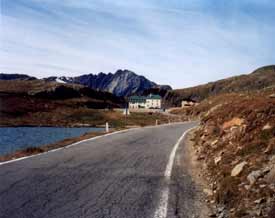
[0,121,194,164]
[0,124,103,128]
[0,128,120,163]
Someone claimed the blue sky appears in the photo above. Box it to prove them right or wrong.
[1,0,275,88]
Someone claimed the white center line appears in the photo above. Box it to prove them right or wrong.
[153,126,197,218]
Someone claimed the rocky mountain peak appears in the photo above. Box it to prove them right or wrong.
[0,70,172,97]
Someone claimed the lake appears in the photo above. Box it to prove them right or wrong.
[0,127,104,156]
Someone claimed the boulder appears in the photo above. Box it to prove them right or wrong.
[222,117,244,130]
[231,161,247,177]
[262,123,272,130]
[247,170,262,185]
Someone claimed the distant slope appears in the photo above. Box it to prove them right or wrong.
[0,80,175,127]
[0,79,127,126]
[164,65,275,107]
[0,73,36,80]
[44,69,172,97]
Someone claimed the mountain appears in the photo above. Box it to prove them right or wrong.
[0,73,36,81]
[164,65,275,107]
[43,69,172,97]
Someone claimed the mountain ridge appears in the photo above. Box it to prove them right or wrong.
[163,65,275,107]
[44,69,171,97]
[0,70,171,97]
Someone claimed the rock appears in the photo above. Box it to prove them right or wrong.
[262,123,272,130]
[247,170,262,185]
[255,209,262,216]
[254,198,265,204]
[211,139,218,146]
[269,94,275,98]
[217,206,225,213]
[208,213,217,217]
[263,167,271,174]
[244,185,251,190]
[264,166,275,183]
[222,117,244,130]
[230,208,235,213]
[203,188,213,196]
[231,161,247,177]
[217,211,225,218]
[214,156,222,165]
[197,155,205,160]
[264,139,275,154]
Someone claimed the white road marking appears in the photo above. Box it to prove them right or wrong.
[153,126,197,218]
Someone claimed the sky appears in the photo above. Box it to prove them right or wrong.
[1,0,275,88]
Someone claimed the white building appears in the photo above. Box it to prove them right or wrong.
[129,94,162,109]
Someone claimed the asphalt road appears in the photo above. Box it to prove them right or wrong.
[0,122,198,218]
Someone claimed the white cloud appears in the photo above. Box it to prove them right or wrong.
[1,0,275,88]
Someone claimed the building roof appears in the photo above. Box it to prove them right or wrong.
[129,94,161,103]
[146,94,161,100]
[129,96,146,103]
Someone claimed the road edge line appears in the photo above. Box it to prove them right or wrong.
[153,126,197,218]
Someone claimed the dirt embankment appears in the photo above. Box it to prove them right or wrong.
[177,90,275,217]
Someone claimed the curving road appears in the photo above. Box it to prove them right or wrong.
[0,122,198,218]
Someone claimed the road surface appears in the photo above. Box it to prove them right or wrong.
[0,122,199,218]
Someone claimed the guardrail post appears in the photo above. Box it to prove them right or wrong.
[106,122,109,133]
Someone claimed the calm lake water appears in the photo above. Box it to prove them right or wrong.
[0,127,104,155]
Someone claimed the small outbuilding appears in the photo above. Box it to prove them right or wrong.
[181,100,196,108]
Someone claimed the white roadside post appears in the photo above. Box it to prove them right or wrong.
[105,122,109,133]
[156,119,158,126]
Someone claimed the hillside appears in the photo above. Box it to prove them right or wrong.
[0,79,126,127]
[44,69,172,97]
[193,90,275,217]
[164,65,275,107]
[170,86,275,217]
[0,79,177,127]
[0,73,36,81]
[167,65,275,217]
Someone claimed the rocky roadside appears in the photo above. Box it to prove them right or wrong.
[189,93,275,218]
[179,128,214,218]
[186,125,275,218]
